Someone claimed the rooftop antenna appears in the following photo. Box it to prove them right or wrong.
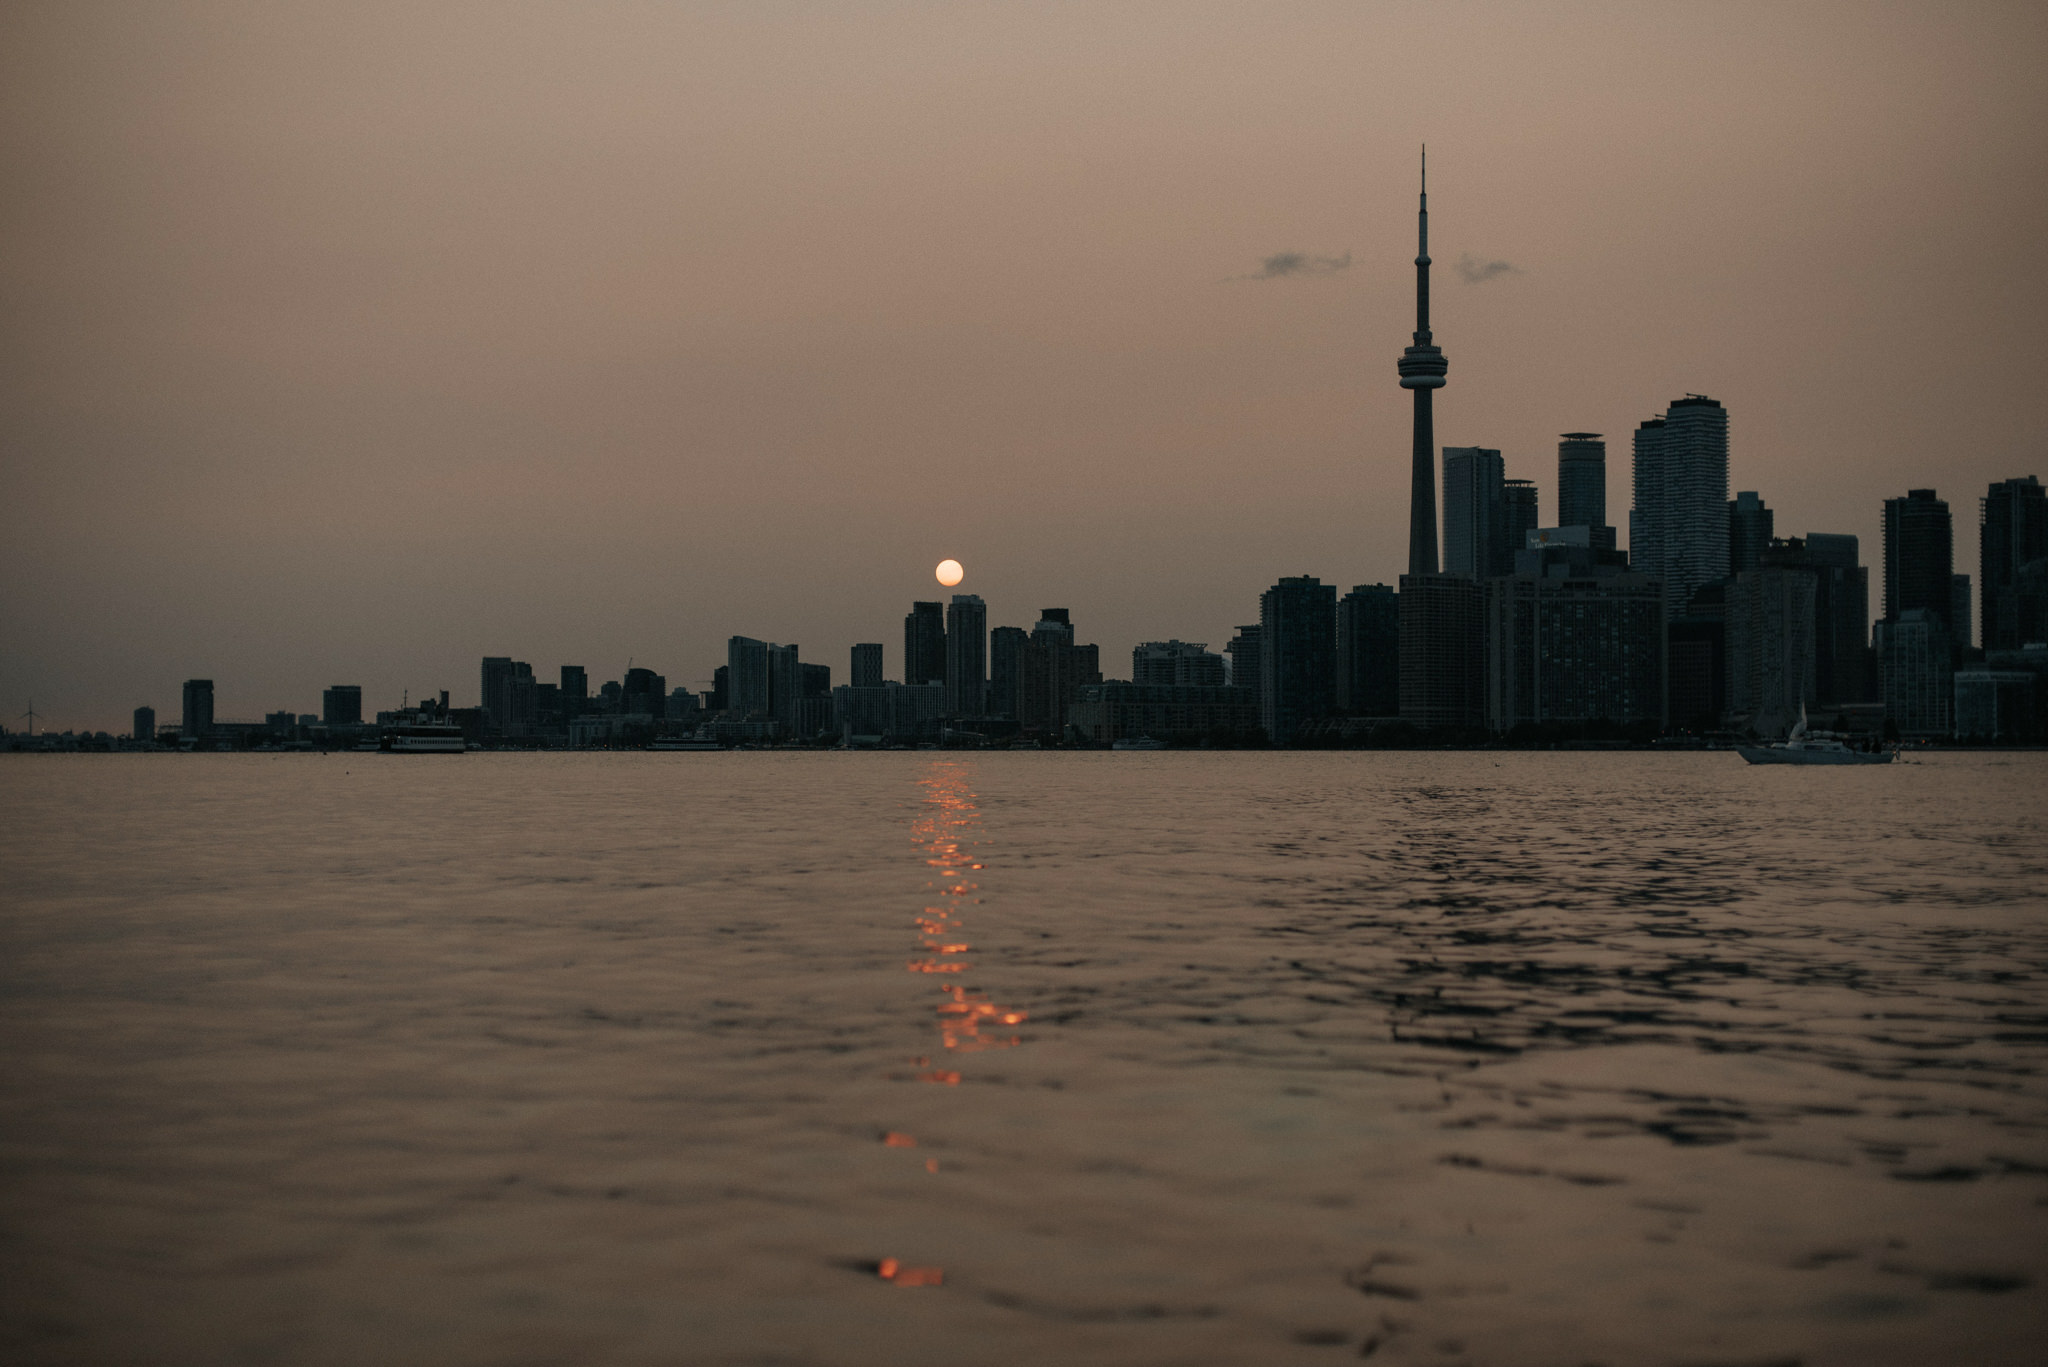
[19,701,39,736]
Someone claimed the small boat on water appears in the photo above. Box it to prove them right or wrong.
[1737,707,1891,765]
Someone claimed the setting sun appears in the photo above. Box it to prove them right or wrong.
[935,559,964,587]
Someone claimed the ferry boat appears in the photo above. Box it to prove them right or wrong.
[378,705,465,754]
[1737,707,1891,765]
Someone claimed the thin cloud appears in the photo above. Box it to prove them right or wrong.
[1236,250,1352,281]
[1456,253,1520,284]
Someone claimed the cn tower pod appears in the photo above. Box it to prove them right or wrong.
[1398,342,1447,388]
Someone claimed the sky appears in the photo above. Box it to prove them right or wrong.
[4,1,2045,731]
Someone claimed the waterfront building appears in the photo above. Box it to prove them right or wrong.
[480,658,536,733]
[1398,574,1485,730]
[133,706,155,742]
[1442,446,1503,579]
[767,645,800,727]
[1018,610,1100,739]
[944,595,987,717]
[1632,395,1730,616]
[726,637,771,718]
[1068,684,1259,745]
[560,666,588,719]
[1485,570,1665,731]
[1259,576,1336,745]
[851,643,884,689]
[1501,480,1539,574]
[623,667,668,720]
[1667,599,1726,730]
[1954,666,2041,742]
[182,678,215,737]
[1981,476,2048,651]
[988,627,1027,718]
[1131,641,1226,687]
[1336,584,1400,716]
[1726,543,1818,736]
[904,601,947,687]
[1557,433,1607,533]
[1805,533,1872,706]
[1729,491,1773,577]
[1877,609,1953,738]
[1883,488,1954,629]
[322,685,362,727]
[1225,625,1262,711]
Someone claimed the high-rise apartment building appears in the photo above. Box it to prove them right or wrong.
[1336,584,1399,716]
[480,658,536,732]
[622,667,668,719]
[1226,625,1262,713]
[944,595,987,716]
[1726,544,1818,736]
[988,627,1027,718]
[1981,476,2048,651]
[1485,570,1664,731]
[1259,576,1336,745]
[560,666,588,719]
[1017,610,1099,739]
[904,602,947,687]
[1882,488,1954,629]
[182,679,214,737]
[1877,610,1953,738]
[133,706,155,742]
[1131,641,1226,687]
[1501,480,1539,573]
[1951,576,1972,652]
[767,644,801,726]
[1729,491,1773,577]
[1557,433,1607,532]
[726,637,771,717]
[1399,576,1485,729]
[322,685,362,727]
[1631,395,1730,615]
[1442,447,1503,580]
[1805,533,1872,706]
[851,643,885,689]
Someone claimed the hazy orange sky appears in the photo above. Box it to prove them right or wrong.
[4,1,2045,730]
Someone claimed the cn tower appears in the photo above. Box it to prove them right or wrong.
[1396,148,1447,576]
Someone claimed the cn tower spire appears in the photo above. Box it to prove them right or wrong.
[1397,145,1446,576]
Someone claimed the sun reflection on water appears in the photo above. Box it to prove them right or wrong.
[905,760,1026,1066]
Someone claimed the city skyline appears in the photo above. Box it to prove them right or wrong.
[5,3,2046,732]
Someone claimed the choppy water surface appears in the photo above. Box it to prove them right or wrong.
[2,752,2045,1366]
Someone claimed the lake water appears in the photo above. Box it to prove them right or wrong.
[2,751,2044,1366]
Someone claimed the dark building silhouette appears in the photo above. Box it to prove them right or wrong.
[1632,396,1730,616]
[904,601,947,687]
[1132,641,1226,687]
[1729,491,1773,577]
[802,663,831,698]
[1336,584,1399,716]
[767,644,801,727]
[1225,625,1262,713]
[133,706,154,742]
[944,595,987,717]
[727,637,770,717]
[1442,446,1502,579]
[1485,569,1664,731]
[182,678,214,737]
[623,667,667,719]
[1260,576,1336,745]
[1069,684,1258,745]
[1502,479,1539,572]
[560,666,588,719]
[1667,588,1727,730]
[1878,609,1953,738]
[989,626,1027,718]
[1805,533,1872,706]
[851,643,884,688]
[1883,488,1954,629]
[1398,150,1445,577]
[1017,609,1100,739]
[481,657,537,733]
[1726,540,1817,736]
[322,685,362,727]
[709,665,729,714]
[1951,575,1972,652]
[1399,576,1485,729]
[1981,476,2048,651]
[1557,433,1607,532]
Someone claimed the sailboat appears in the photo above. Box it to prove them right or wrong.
[1737,705,1892,765]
